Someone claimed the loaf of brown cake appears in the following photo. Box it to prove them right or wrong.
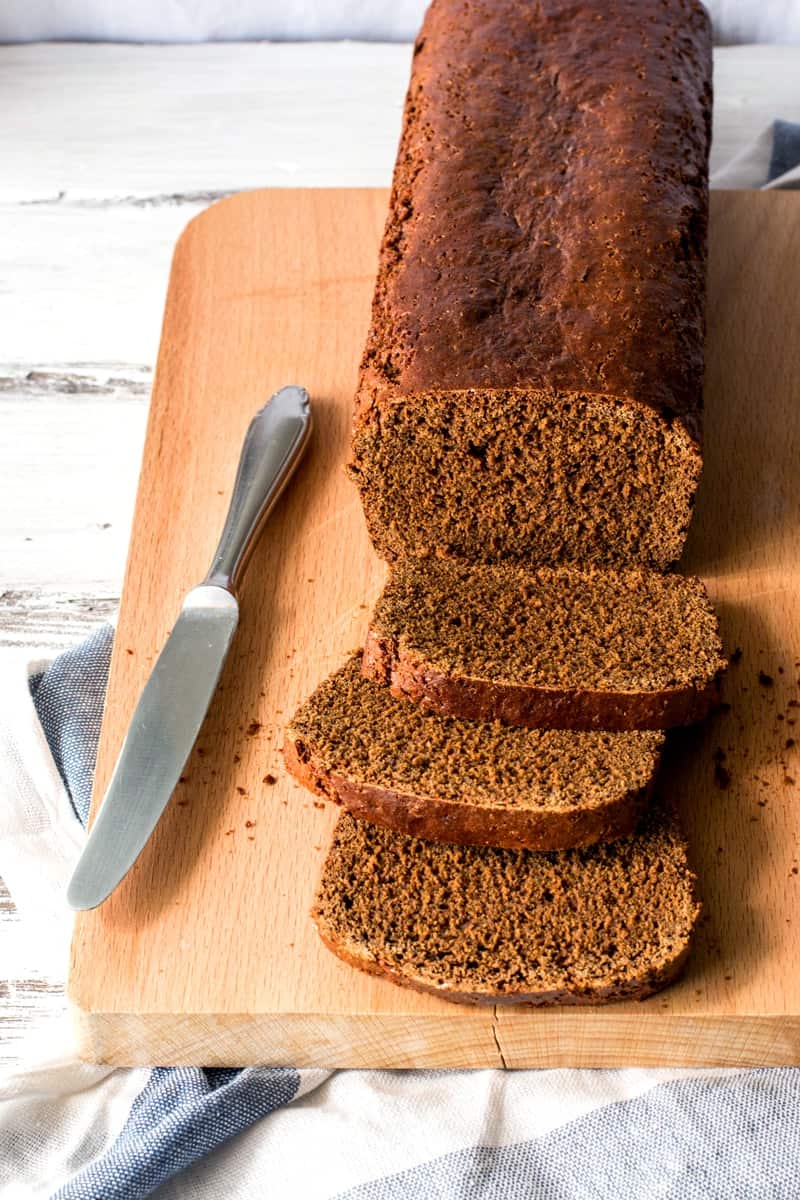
[313,803,699,1005]
[348,0,713,570]
[285,654,663,850]
[364,558,726,730]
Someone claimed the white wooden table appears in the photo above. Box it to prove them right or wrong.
[1,40,798,1068]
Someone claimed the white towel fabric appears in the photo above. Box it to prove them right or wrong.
[0,0,799,45]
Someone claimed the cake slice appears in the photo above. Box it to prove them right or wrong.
[313,804,699,1006]
[285,655,663,850]
[363,558,726,731]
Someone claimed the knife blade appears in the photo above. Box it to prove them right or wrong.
[67,384,312,911]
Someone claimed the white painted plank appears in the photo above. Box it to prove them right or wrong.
[0,588,119,653]
[0,877,67,1070]
[0,205,207,363]
[0,366,148,592]
[0,42,410,202]
[0,42,797,207]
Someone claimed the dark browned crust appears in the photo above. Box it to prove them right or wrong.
[312,914,694,1008]
[283,725,652,851]
[353,0,712,432]
[362,627,724,732]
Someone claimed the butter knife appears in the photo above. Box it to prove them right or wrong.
[67,384,312,911]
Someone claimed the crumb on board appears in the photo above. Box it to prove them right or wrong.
[263,773,277,785]
[126,648,134,655]
[225,829,234,836]
[246,721,262,736]
[248,836,255,842]
[245,819,256,828]
[196,747,206,757]
[759,671,774,687]
[730,647,743,665]
[313,800,325,810]
[233,753,241,764]
[787,738,796,749]
[178,775,188,784]
[236,786,247,796]
[714,761,731,790]
[176,800,188,807]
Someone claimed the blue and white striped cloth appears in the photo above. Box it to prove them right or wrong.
[2,119,800,1199]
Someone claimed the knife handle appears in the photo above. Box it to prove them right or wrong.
[203,385,312,595]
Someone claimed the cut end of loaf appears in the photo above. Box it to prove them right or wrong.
[350,388,702,570]
[313,805,699,1006]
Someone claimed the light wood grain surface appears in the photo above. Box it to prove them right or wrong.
[3,40,799,1068]
[67,187,800,1068]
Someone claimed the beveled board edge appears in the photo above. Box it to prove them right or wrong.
[71,1010,800,1069]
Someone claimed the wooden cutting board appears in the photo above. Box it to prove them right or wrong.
[68,189,800,1067]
